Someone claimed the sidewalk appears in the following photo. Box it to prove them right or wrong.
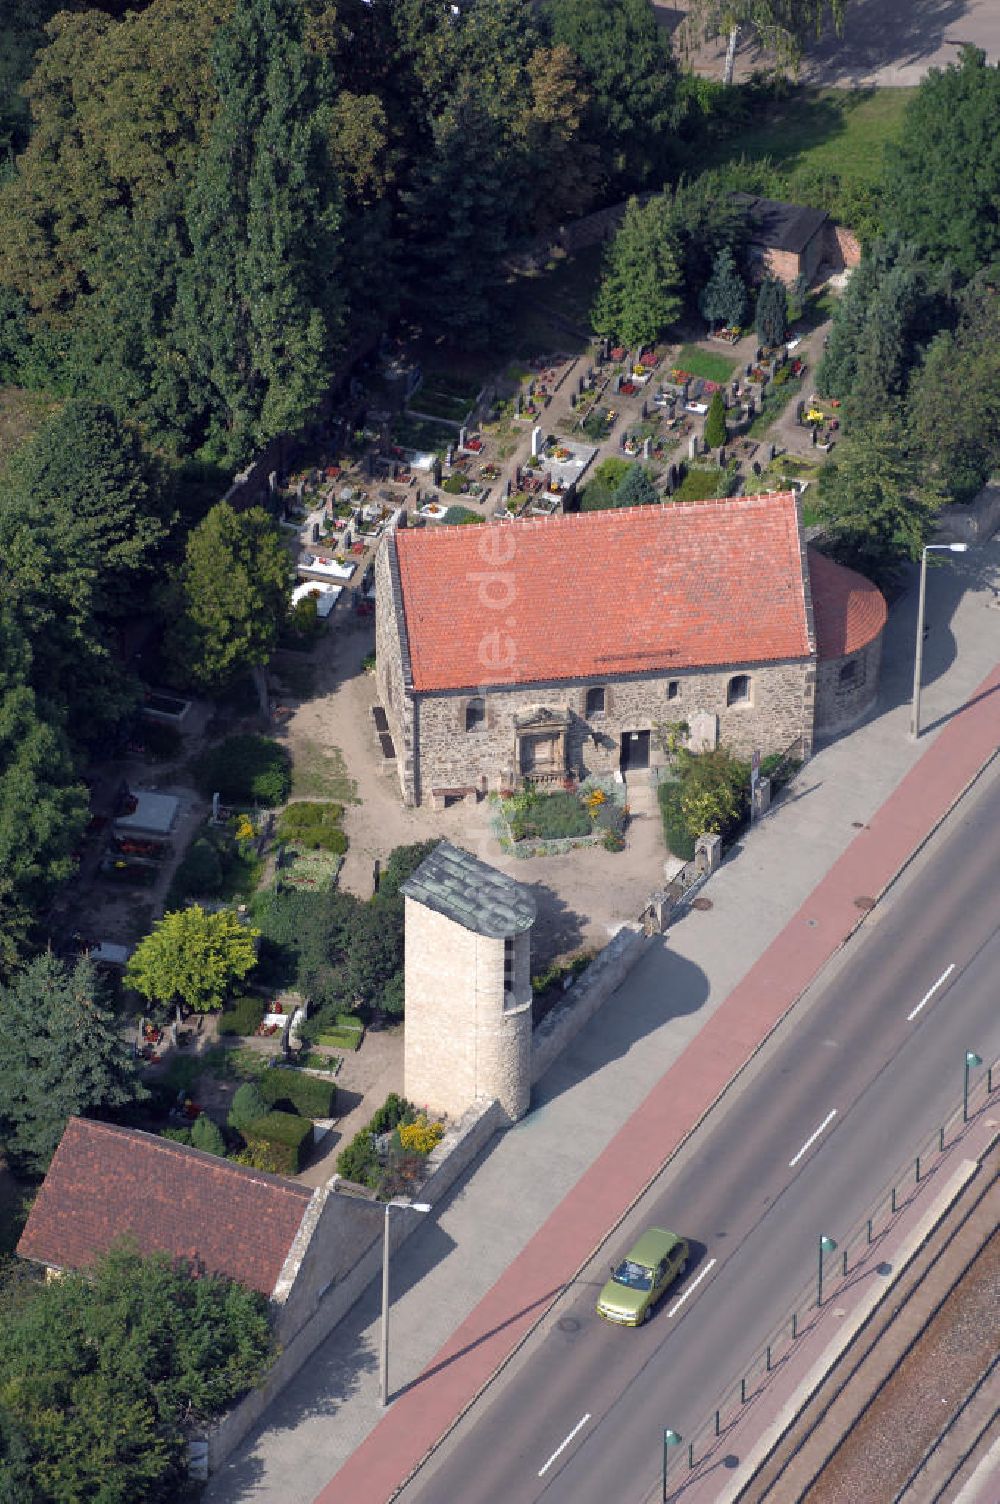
[206,534,1000,1504]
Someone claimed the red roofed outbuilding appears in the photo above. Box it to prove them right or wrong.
[374,492,886,806]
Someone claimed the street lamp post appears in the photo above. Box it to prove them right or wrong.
[963,1050,983,1124]
[910,543,968,739]
[380,1199,431,1407]
[817,1234,838,1308]
[661,1428,682,1502]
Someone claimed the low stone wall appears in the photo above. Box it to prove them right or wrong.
[203,1098,506,1475]
[531,924,646,1084]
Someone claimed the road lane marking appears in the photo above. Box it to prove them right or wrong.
[907,963,955,1021]
[667,1257,717,1317]
[538,1414,591,1477]
[789,1108,837,1168]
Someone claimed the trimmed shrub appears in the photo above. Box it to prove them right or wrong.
[218,994,265,1036]
[657,781,696,860]
[314,1026,363,1051]
[244,1111,313,1174]
[192,735,292,807]
[369,1092,413,1136]
[336,1130,380,1187]
[160,1126,193,1146]
[398,1116,445,1155]
[703,390,727,449]
[228,1082,268,1133]
[190,1113,226,1157]
[259,1066,336,1119]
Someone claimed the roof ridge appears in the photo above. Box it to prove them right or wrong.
[65,1117,311,1198]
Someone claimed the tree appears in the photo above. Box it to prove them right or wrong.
[0,954,147,1176]
[166,503,291,711]
[0,613,88,983]
[178,0,343,466]
[755,276,787,346]
[814,416,945,583]
[677,748,749,840]
[0,400,168,749]
[400,81,512,345]
[907,279,1000,505]
[592,196,684,347]
[125,905,259,1023]
[190,1112,226,1157]
[699,246,747,328]
[544,0,681,189]
[683,1,849,87]
[615,465,659,508]
[703,391,728,449]
[228,1081,267,1133]
[0,1242,272,1503]
[883,47,1000,281]
[817,236,956,420]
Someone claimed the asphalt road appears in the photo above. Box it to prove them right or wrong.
[400,767,1000,1504]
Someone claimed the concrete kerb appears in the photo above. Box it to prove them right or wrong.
[386,744,1000,1502]
[714,1129,1000,1504]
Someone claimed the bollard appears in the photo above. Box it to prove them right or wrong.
[939,1125,946,1153]
[916,1155,921,1183]
[715,1410,721,1438]
[842,1248,848,1277]
[766,1343,772,1373]
[867,1217,873,1245]
[792,1311,798,1339]
[688,1442,695,1470]
[891,1185,898,1214]
[740,1377,747,1405]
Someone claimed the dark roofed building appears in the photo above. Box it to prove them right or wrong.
[733,192,830,286]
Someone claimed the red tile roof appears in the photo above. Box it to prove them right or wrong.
[17,1118,312,1297]
[394,493,813,692]
[808,547,887,660]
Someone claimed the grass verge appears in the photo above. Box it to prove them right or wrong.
[291,738,359,803]
[673,345,737,383]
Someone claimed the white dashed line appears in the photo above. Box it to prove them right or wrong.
[667,1257,717,1317]
[789,1108,838,1168]
[907,963,955,1021]
[538,1413,592,1477]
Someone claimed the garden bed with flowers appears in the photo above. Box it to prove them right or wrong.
[491,777,628,857]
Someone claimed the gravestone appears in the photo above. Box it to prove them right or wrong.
[745,363,753,377]
[667,464,678,493]
[643,437,652,460]
[459,426,467,450]
[615,375,623,394]
[746,398,756,420]
[296,479,305,502]
[446,446,455,467]
[579,375,586,395]
[642,400,648,419]
[432,457,442,486]
[268,470,278,495]
[688,433,700,461]
[688,710,718,753]
[718,447,726,466]
[343,530,352,548]
[752,460,762,477]
[516,394,522,416]
[796,400,806,425]
[311,522,320,543]
[506,479,512,498]
[767,443,776,462]
[531,425,543,458]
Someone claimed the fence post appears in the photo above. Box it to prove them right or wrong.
[766,1343,772,1373]
[867,1217,873,1245]
[688,1442,695,1471]
[891,1185,898,1214]
[939,1125,946,1153]
[740,1377,747,1405]
[842,1248,848,1277]
[915,1155,921,1184]
[715,1410,721,1438]
[792,1311,798,1339]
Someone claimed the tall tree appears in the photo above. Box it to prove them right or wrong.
[683,1,849,86]
[0,1243,272,1504]
[755,275,787,346]
[699,245,747,328]
[814,417,945,583]
[0,954,146,1176]
[0,401,167,747]
[401,82,512,345]
[0,613,87,983]
[592,196,683,347]
[544,0,681,189]
[884,46,1000,281]
[165,502,292,708]
[907,279,1000,506]
[126,905,260,1023]
[178,0,344,466]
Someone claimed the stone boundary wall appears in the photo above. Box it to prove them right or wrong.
[203,1098,506,1475]
[934,479,1000,545]
[531,923,647,1083]
[826,222,861,271]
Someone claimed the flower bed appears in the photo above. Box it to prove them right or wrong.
[279,848,343,890]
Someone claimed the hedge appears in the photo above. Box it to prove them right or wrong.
[244,1112,313,1174]
[276,801,347,854]
[259,1066,336,1119]
[657,781,696,860]
[218,994,266,1036]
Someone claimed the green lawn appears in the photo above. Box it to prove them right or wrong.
[291,737,359,804]
[673,346,737,383]
[696,86,913,187]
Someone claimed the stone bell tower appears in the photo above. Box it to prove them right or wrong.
[401,841,536,1123]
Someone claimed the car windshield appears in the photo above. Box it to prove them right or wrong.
[612,1259,653,1292]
